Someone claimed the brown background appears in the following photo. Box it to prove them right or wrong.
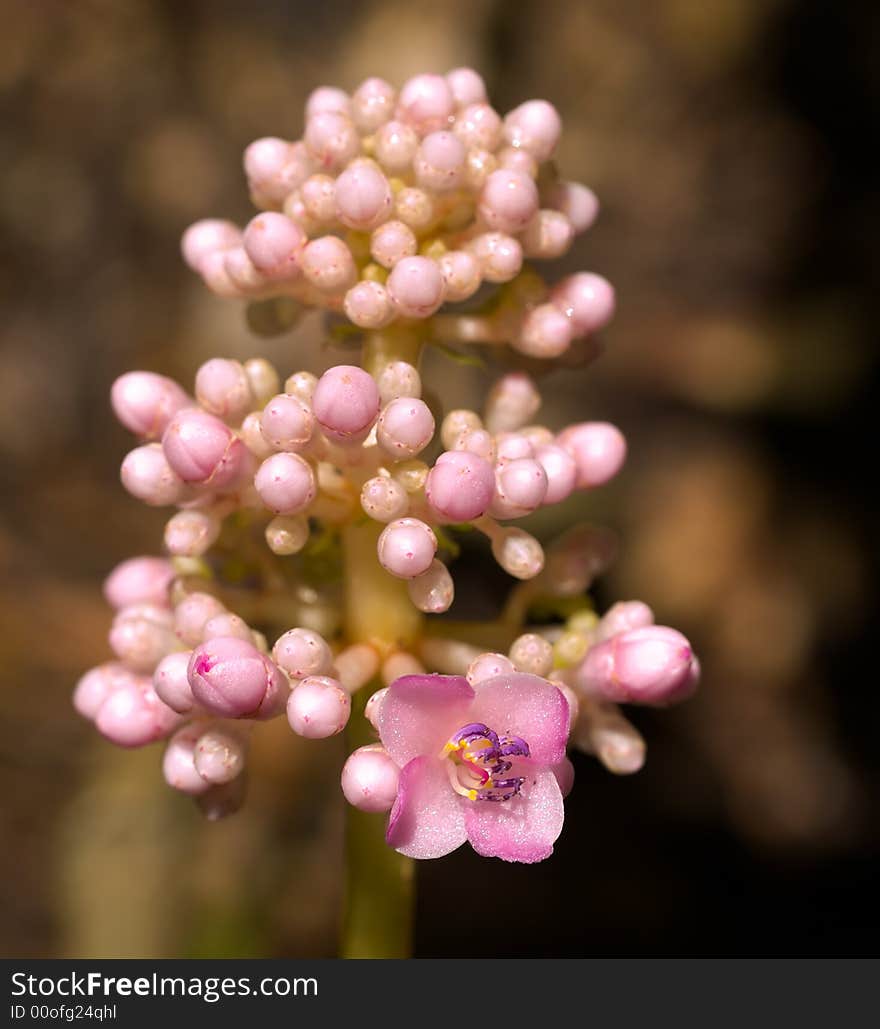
[1,0,877,956]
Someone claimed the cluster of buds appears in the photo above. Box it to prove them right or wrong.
[76,69,699,863]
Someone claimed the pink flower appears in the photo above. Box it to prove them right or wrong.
[377,672,570,863]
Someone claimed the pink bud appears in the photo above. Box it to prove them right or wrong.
[509,633,554,676]
[103,556,174,610]
[551,272,616,335]
[304,111,360,170]
[464,148,499,190]
[202,612,253,643]
[305,85,350,119]
[334,163,393,230]
[520,210,575,259]
[374,121,420,173]
[414,131,465,191]
[466,653,516,686]
[425,450,495,522]
[162,407,251,488]
[376,397,435,458]
[576,626,699,706]
[96,676,181,747]
[364,687,388,730]
[259,393,314,452]
[181,219,242,272]
[351,77,396,133]
[111,371,190,440]
[514,302,573,358]
[495,432,534,464]
[284,371,318,403]
[440,409,482,449]
[74,662,133,720]
[397,74,455,134]
[407,559,454,613]
[224,246,268,295]
[300,173,337,224]
[153,650,196,713]
[164,508,221,557]
[120,443,189,507]
[301,236,358,293]
[343,281,395,329]
[200,250,240,297]
[242,213,305,281]
[341,744,400,812]
[490,526,545,579]
[377,518,437,578]
[287,676,350,738]
[244,138,312,205]
[194,359,253,424]
[108,603,176,672]
[469,232,522,283]
[188,636,287,719]
[543,524,617,597]
[497,146,538,179]
[479,169,539,233]
[453,102,502,150]
[370,220,417,269]
[596,601,655,642]
[503,99,561,161]
[173,592,226,647]
[438,249,482,302]
[312,365,380,444]
[491,457,548,516]
[272,627,333,680]
[193,726,247,784]
[484,372,541,434]
[452,427,496,463]
[360,475,410,523]
[446,67,487,107]
[557,422,627,488]
[535,443,578,505]
[254,452,316,515]
[163,724,212,794]
[547,181,599,234]
[386,256,446,318]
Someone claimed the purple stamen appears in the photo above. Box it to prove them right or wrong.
[445,722,530,803]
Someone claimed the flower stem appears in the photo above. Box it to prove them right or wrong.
[339,520,420,958]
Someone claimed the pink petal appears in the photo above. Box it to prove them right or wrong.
[386,755,468,859]
[378,673,475,767]
[465,766,564,863]
[469,673,569,765]
[552,757,575,797]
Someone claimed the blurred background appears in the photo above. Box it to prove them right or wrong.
[1,0,877,957]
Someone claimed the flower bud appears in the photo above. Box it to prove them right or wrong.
[514,302,573,358]
[466,652,515,686]
[312,365,380,444]
[259,393,314,452]
[557,422,627,488]
[301,236,358,293]
[364,687,388,729]
[437,249,482,302]
[352,77,396,133]
[254,452,316,515]
[343,281,395,329]
[162,408,251,488]
[188,636,288,719]
[265,514,309,555]
[163,724,212,794]
[304,111,360,171]
[202,612,253,643]
[491,457,548,517]
[414,131,465,192]
[111,371,190,440]
[542,524,617,596]
[370,220,417,269]
[490,526,544,579]
[535,443,578,505]
[305,86,350,119]
[479,169,539,233]
[386,256,446,318]
[95,677,181,748]
[520,210,574,259]
[164,509,221,558]
[103,556,174,610]
[596,601,655,642]
[334,163,393,230]
[576,626,699,706]
[341,744,400,812]
[272,627,333,680]
[375,121,420,173]
[376,361,421,404]
[120,443,189,507]
[397,74,455,134]
[153,650,196,713]
[193,726,247,784]
[407,559,454,613]
[173,592,226,647]
[242,212,305,280]
[194,358,253,424]
[546,181,599,234]
[503,99,561,161]
[440,409,482,449]
[74,662,132,720]
[377,518,437,579]
[484,372,541,434]
[181,219,241,272]
[425,450,495,522]
[551,272,615,336]
[509,633,554,676]
[446,68,487,107]
[360,475,409,523]
[108,604,176,672]
[469,232,523,283]
[287,676,350,738]
[394,185,434,229]
[376,397,435,458]
[453,102,501,149]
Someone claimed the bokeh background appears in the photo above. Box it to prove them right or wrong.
[1,0,877,957]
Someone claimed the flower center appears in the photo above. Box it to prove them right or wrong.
[442,722,530,802]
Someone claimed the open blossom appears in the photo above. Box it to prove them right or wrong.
[375,673,570,863]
